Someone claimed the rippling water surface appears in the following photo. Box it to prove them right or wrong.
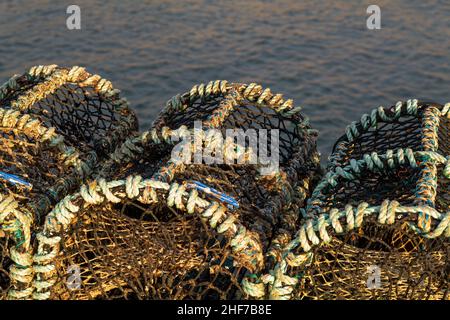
[1,0,449,158]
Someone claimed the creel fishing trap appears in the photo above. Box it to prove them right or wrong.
[0,65,138,299]
[30,81,322,300]
[242,100,449,300]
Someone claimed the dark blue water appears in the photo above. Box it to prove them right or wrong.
[1,0,449,158]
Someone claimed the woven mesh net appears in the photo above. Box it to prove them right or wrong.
[30,81,321,300]
[0,65,138,155]
[280,100,449,300]
[0,65,137,299]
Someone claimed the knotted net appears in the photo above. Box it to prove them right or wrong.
[30,81,321,300]
[0,65,138,299]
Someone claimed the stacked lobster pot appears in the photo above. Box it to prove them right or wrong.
[5,66,445,301]
[244,100,449,300]
[29,81,321,299]
[0,65,138,299]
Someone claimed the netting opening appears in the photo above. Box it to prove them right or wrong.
[329,102,440,170]
[314,165,421,213]
[30,83,119,148]
[221,104,303,165]
[332,122,421,171]
[160,95,225,130]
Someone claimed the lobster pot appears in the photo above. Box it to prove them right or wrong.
[0,65,137,300]
[274,100,449,300]
[0,108,95,300]
[30,82,321,300]
[0,65,138,155]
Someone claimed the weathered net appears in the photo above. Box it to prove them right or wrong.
[30,81,321,300]
[0,65,138,299]
[0,65,138,155]
[244,100,448,300]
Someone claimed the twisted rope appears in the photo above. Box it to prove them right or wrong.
[415,106,441,231]
[0,194,34,299]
